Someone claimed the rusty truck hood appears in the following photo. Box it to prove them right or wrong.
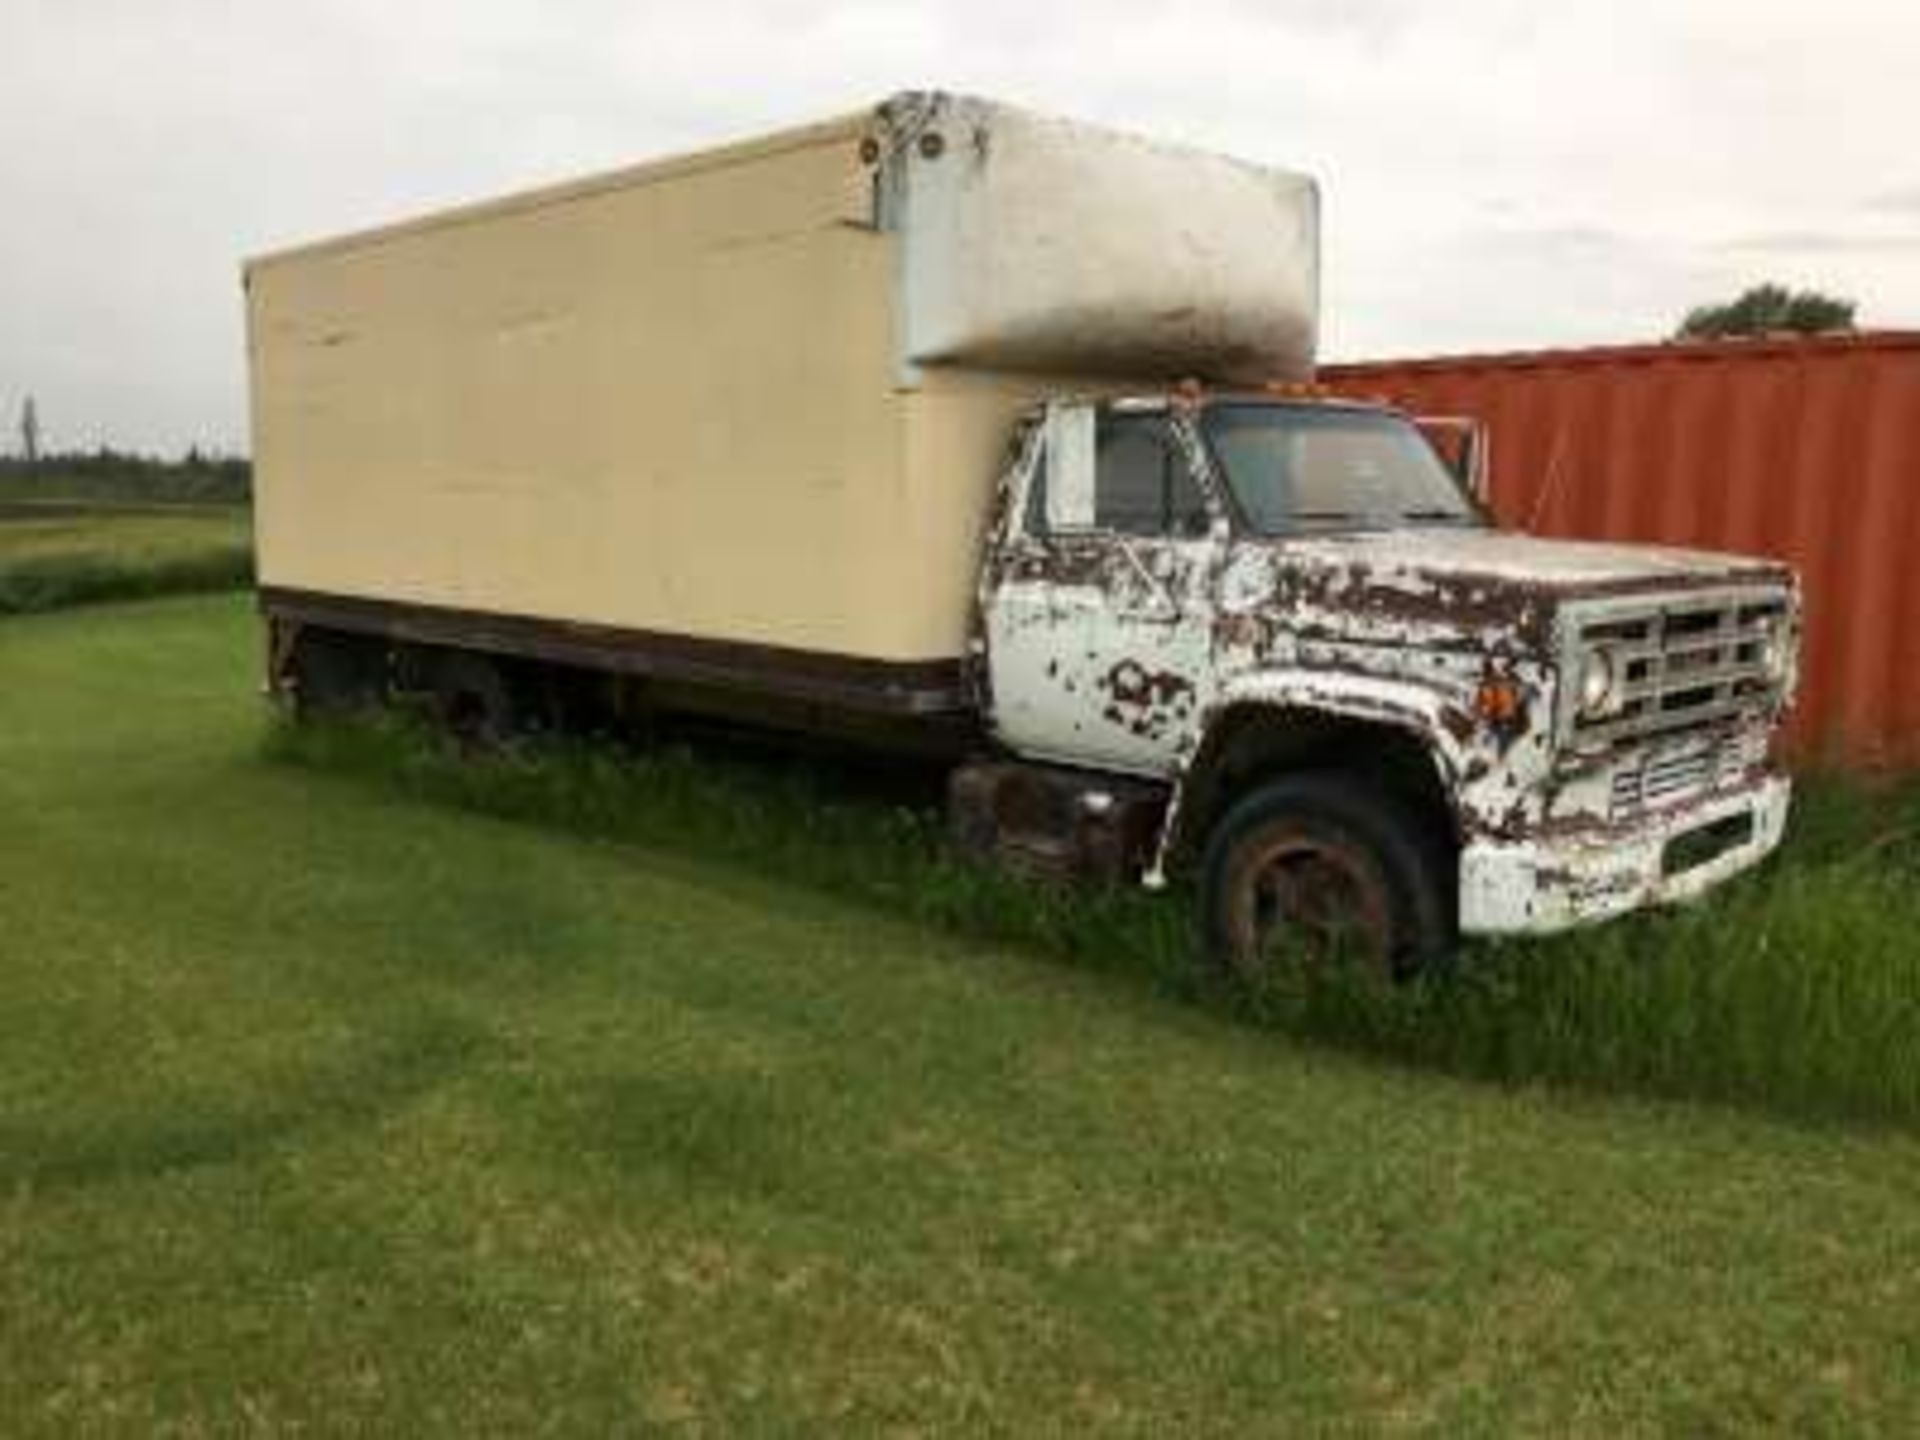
[1226,526,1793,655]
[1273,527,1790,597]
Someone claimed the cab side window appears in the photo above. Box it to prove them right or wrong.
[1095,415,1210,537]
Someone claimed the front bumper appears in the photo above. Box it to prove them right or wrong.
[1458,772,1792,935]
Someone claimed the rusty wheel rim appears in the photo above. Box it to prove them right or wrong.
[1224,824,1394,980]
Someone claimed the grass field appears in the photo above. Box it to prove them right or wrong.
[6,595,1920,1433]
[0,462,248,508]
[275,699,1920,1128]
[0,501,252,613]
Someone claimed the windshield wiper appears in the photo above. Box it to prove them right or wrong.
[1398,508,1477,524]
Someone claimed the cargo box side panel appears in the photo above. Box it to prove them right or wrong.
[249,122,948,663]
[896,368,1147,660]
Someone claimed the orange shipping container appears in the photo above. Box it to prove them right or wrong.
[1323,333,1920,768]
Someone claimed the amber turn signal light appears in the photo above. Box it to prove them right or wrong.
[1475,677,1523,726]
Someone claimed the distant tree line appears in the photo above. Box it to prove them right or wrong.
[0,446,251,504]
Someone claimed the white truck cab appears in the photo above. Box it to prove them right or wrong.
[967,390,1797,975]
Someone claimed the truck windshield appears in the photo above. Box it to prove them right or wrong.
[1202,403,1481,533]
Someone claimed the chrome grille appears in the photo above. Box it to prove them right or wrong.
[1566,588,1792,748]
[1608,727,1768,818]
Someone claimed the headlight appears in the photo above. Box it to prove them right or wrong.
[1577,648,1621,718]
[1757,626,1791,685]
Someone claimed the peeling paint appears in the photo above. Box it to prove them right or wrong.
[976,393,1800,931]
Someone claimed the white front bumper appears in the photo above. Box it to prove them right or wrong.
[1459,773,1792,935]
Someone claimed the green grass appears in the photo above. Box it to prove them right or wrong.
[0,502,253,613]
[272,705,1920,1128]
[0,462,248,507]
[7,594,1920,1432]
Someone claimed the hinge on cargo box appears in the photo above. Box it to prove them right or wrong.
[838,145,883,230]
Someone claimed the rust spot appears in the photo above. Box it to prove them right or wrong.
[1212,612,1268,652]
[1267,558,1554,650]
[1440,706,1477,746]
[1104,659,1194,710]
[1098,660,1197,741]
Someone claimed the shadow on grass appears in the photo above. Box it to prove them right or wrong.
[508,1068,829,1207]
[0,1011,493,1193]
[263,714,1920,1130]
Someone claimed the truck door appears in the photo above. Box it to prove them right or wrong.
[984,402,1219,775]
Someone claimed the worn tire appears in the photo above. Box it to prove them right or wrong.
[430,652,523,748]
[1200,771,1453,983]
[288,629,387,717]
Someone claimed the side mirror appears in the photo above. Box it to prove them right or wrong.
[1417,415,1491,506]
[1044,402,1097,529]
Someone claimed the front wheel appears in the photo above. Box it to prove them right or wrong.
[1200,772,1453,984]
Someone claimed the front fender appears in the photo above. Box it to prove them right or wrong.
[1144,668,1480,886]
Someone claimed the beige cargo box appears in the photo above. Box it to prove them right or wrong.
[246,92,1318,703]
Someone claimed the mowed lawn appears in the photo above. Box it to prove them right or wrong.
[4,596,1920,1434]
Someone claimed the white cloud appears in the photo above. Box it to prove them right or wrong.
[2,0,1917,451]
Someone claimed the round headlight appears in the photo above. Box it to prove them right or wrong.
[1577,649,1619,718]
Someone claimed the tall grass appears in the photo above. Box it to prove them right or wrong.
[0,545,254,614]
[269,715,1920,1125]
[0,506,254,614]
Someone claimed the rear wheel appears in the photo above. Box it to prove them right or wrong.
[1200,772,1452,984]
[287,628,387,717]
[428,651,550,748]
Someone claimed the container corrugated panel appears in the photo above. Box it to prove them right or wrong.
[1322,333,1920,766]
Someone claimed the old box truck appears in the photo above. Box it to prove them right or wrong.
[246,91,1799,977]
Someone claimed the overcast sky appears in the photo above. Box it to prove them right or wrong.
[6,0,1918,455]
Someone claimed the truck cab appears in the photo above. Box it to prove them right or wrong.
[972,390,1798,977]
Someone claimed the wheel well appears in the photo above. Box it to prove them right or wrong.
[1167,705,1458,873]
[280,622,390,711]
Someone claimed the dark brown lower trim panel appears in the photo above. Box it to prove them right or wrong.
[260,587,972,718]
